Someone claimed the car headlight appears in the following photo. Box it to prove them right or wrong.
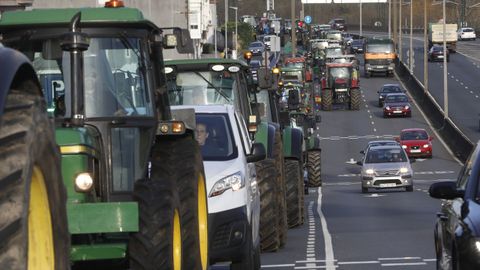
[404,105,410,110]
[423,144,430,148]
[402,145,407,149]
[209,172,244,197]
[75,172,94,192]
[365,169,375,175]
[399,167,409,174]
[385,106,391,110]
[475,240,480,253]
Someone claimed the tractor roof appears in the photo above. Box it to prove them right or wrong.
[0,7,156,30]
[165,58,249,71]
[284,57,305,63]
[326,62,353,68]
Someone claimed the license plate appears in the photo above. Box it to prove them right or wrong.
[410,149,421,153]
[393,110,402,113]
[438,56,444,58]
[380,183,396,187]
[376,65,384,68]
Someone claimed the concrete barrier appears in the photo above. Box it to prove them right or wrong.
[395,60,474,163]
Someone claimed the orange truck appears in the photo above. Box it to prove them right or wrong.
[363,38,396,78]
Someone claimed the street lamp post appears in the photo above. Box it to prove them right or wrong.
[399,0,402,61]
[360,0,363,37]
[424,0,428,94]
[389,0,392,39]
[442,0,448,118]
[230,6,238,59]
[224,0,228,58]
[409,0,413,74]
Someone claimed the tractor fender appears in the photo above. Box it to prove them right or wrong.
[306,135,321,151]
[282,126,304,161]
[255,121,276,159]
[0,47,41,116]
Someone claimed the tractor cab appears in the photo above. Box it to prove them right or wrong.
[320,62,361,111]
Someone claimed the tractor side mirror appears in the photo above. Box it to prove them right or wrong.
[279,111,290,127]
[173,28,194,54]
[258,67,273,89]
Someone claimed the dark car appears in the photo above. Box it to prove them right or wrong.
[249,59,261,82]
[383,93,411,118]
[329,18,347,32]
[377,84,404,106]
[349,39,365,54]
[429,142,480,270]
[248,41,265,56]
[428,45,450,62]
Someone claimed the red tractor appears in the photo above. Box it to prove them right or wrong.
[320,62,361,111]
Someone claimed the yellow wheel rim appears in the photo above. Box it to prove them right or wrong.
[28,166,55,270]
[173,209,181,270]
[197,173,208,269]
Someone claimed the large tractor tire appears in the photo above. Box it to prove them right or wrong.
[0,85,69,270]
[130,136,208,270]
[284,159,304,228]
[307,150,322,187]
[350,88,361,111]
[255,159,280,252]
[129,179,182,270]
[321,89,333,111]
[272,131,288,248]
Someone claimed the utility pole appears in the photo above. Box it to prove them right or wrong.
[442,0,448,118]
[360,0,363,37]
[291,0,296,57]
[409,0,413,74]
[424,0,428,93]
[393,0,398,47]
[399,0,402,61]
[388,0,392,39]
[224,0,228,58]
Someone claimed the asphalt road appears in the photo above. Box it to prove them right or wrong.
[396,33,480,143]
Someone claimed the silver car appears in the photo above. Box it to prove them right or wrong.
[357,145,415,193]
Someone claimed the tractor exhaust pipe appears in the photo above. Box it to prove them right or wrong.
[61,12,90,126]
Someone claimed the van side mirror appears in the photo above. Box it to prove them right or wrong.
[356,161,363,165]
[409,158,416,163]
[247,143,266,163]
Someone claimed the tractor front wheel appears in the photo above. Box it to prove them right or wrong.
[306,150,322,187]
[285,159,304,228]
[350,88,361,110]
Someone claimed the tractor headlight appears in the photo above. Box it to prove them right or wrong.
[209,172,244,197]
[75,172,94,192]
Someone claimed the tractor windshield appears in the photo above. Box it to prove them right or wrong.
[168,71,237,105]
[326,47,343,57]
[329,67,351,79]
[5,36,153,118]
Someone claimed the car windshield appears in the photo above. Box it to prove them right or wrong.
[385,95,408,103]
[401,130,429,140]
[250,43,263,48]
[365,148,408,163]
[366,44,394,53]
[432,46,443,52]
[196,113,237,161]
[167,71,236,105]
[381,86,402,93]
[352,40,363,45]
[250,61,261,68]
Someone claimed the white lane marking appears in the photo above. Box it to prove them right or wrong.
[378,257,421,260]
[373,128,377,132]
[337,261,380,265]
[381,262,427,266]
[371,121,375,125]
[318,187,335,270]
[476,95,479,98]
[423,259,436,262]
[465,86,469,89]
[262,263,296,268]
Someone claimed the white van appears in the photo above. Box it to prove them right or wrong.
[173,104,264,269]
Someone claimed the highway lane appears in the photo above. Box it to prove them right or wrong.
[254,63,462,269]
[397,35,480,142]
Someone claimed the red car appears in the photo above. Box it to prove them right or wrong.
[395,128,433,158]
[383,93,411,118]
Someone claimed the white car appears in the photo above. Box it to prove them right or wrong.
[174,104,263,269]
[458,27,476,41]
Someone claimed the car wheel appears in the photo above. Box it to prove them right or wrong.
[361,187,368,193]
[406,185,413,192]
[378,101,382,107]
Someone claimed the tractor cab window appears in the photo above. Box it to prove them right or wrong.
[167,71,238,106]
[5,36,152,118]
[329,67,350,79]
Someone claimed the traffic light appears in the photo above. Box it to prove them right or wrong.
[297,21,304,28]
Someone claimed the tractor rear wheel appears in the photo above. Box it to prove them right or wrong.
[285,159,304,228]
[350,88,361,110]
[256,159,280,252]
[321,89,333,111]
[272,131,288,248]
[307,150,322,187]
[0,85,69,270]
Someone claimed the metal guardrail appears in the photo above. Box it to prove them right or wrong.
[395,60,474,163]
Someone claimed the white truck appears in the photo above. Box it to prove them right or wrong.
[428,23,458,52]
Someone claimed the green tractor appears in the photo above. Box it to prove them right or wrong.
[0,5,209,270]
[164,58,289,252]
[0,47,69,269]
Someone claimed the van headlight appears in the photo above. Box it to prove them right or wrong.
[399,167,409,174]
[75,172,94,192]
[365,169,375,175]
[209,172,244,197]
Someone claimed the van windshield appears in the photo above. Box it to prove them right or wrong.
[195,113,238,161]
